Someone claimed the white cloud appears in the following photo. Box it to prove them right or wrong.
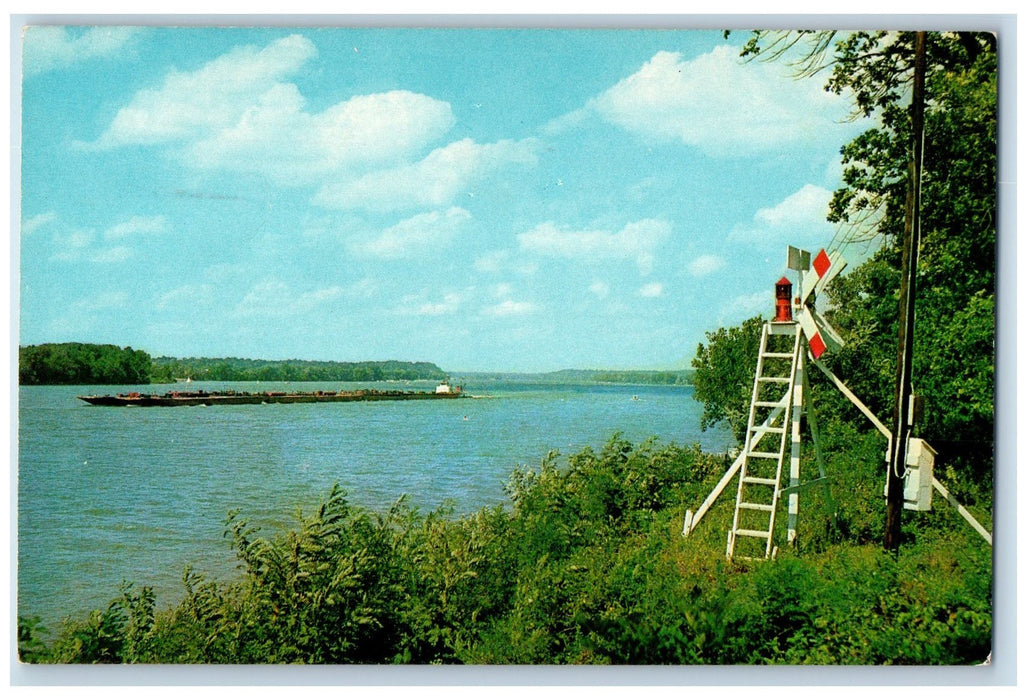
[755,184,832,227]
[474,250,509,274]
[473,250,538,276]
[404,292,465,316]
[22,212,57,236]
[482,299,537,317]
[187,88,456,184]
[91,35,317,148]
[347,277,379,299]
[45,291,130,339]
[491,283,514,299]
[49,229,94,261]
[724,290,770,320]
[315,138,539,211]
[589,281,610,298]
[104,215,169,240]
[45,214,169,263]
[688,254,725,278]
[23,26,142,76]
[349,207,472,259]
[542,107,591,136]
[157,283,215,310]
[730,184,834,245]
[588,46,852,156]
[90,246,134,264]
[235,279,344,318]
[84,35,455,186]
[71,291,129,312]
[517,218,671,274]
[638,282,664,298]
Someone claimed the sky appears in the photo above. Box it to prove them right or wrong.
[16,24,872,373]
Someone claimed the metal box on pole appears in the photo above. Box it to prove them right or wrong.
[903,438,935,511]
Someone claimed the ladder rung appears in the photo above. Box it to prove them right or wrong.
[751,425,785,435]
[754,400,786,408]
[734,528,772,539]
[757,376,791,384]
[738,502,774,512]
[762,352,794,359]
[742,476,778,486]
[747,451,781,460]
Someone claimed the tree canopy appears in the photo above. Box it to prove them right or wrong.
[694,31,997,488]
[18,343,449,385]
[149,357,447,383]
[18,343,152,385]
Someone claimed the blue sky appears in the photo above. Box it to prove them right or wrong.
[17,25,870,372]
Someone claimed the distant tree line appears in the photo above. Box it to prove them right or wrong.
[589,370,693,385]
[19,343,152,385]
[149,357,447,383]
[18,343,449,385]
[524,369,693,385]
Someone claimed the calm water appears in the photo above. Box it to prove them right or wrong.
[17,379,732,630]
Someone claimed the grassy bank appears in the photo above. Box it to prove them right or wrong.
[18,430,992,664]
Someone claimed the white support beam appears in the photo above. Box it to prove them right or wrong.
[808,355,892,440]
[682,407,786,537]
[932,478,993,545]
[683,451,742,537]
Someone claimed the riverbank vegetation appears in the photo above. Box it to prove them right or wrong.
[149,357,448,383]
[17,345,449,385]
[16,431,993,664]
[18,345,689,387]
[18,343,152,385]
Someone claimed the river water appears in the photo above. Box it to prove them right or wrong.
[17,379,733,631]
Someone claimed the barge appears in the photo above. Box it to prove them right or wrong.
[78,384,464,407]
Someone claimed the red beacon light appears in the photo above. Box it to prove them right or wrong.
[774,276,793,322]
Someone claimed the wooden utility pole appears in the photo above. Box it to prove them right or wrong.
[885,31,927,553]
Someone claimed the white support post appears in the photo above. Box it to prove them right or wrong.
[787,348,804,545]
[932,478,993,545]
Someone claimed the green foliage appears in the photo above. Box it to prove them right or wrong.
[38,583,156,663]
[818,31,996,483]
[19,434,991,665]
[691,316,764,443]
[18,344,450,386]
[19,343,152,385]
[464,369,693,385]
[17,616,50,663]
[702,30,997,484]
[149,357,448,383]
[581,369,692,385]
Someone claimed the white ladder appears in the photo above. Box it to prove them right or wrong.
[726,322,802,560]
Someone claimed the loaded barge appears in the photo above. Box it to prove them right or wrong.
[78,383,465,407]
